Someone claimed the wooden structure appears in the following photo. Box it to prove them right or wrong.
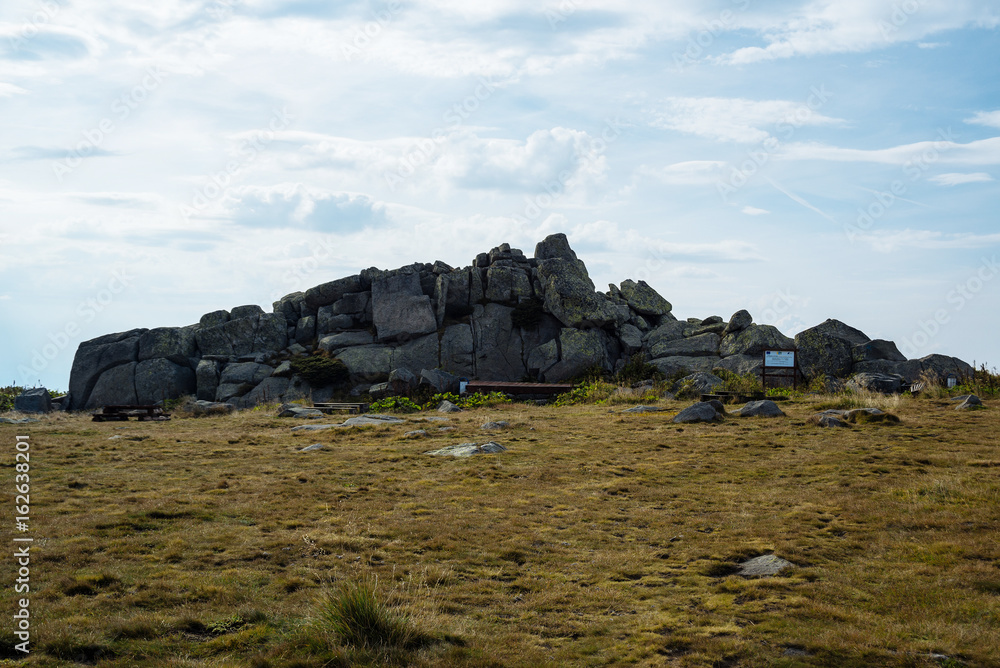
[312,402,369,414]
[700,391,765,404]
[92,405,170,422]
[463,380,573,398]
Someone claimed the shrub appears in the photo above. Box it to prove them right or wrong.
[615,354,664,386]
[290,357,350,386]
[370,397,421,413]
[510,299,546,330]
[0,385,26,413]
[714,369,762,395]
[315,579,423,650]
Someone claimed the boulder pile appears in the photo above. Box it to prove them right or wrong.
[66,233,974,411]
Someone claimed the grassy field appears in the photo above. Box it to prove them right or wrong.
[1,392,998,667]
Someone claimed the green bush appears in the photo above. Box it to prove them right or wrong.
[289,357,350,386]
[615,354,664,385]
[511,299,546,330]
[420,391,512,410]
[370,396,421,413]
[315,580,423,650]
[714,369,762,395]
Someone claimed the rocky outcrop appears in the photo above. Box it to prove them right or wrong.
[66,233,975,410]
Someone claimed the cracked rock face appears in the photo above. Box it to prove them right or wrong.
[66,232,974,411]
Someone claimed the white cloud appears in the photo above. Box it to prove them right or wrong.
[648,97,844,143]
[779,136,1000,166]
[719,1,999,64]
[917,41,948,48]
[928,172,994,186]
[966,111,1000,129]
[741,205,770,215]
[860,229,1000,253]
[0,83,27,97]
[636,161,726,185]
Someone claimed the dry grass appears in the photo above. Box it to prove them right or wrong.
[1,394,998,667]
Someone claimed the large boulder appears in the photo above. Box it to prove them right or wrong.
[471,303,525,379]
[86,362,139,408]
[303,275,363,312]
[544,328,614,382]
[440,324,475,377]
[649,356,721,377]
[673,372,724,396]
[420,368,461,394]
[535,241,617,328]
[642,320,689,351]
[69,329,145,410]
[392,333,440,376]
[196,359,220,401]
[335,345,394,382]
[135,358,197,405]
[200,310,230,329]
[618,279,672,316]
[371,270,437,342]
[434,270,473,325]
[273,292,305,325]
[534,232,578,261]
[719,325,794,358]
[485,265,533,304]
[220,362,274,386]
[917,354,974,383]
[650,332,720,358]
[195,312,287,357]
[847,372,903,394]
[806,318,870,346]
[722,309,752,336]
[618,324,644,355]
[318,331,375,352]
[795,327,855,379]
[852,339,906,363]
[137,326,198,365]
[14,388,52,414]
[713,354,762,377]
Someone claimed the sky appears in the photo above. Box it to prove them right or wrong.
[2,0,999,391]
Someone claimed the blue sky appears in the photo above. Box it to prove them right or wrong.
[2,0,999,391]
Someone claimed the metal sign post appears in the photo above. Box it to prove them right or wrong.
[762,349,799,390]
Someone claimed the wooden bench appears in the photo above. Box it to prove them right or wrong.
[312,402,369,415]
[93,405,171,422]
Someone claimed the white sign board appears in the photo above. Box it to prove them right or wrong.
[764,350,795,368]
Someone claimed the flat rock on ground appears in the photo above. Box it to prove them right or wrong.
[809,413,850,428]
[622,405,664,413]
[426,442,507,457]
[736,400,785,418]
[437,400,463,413]
[481,420,509,430]
[739,554,794,577]
[0,417,41,424]
[673,402,724,423]
[404,430,427,438]
[299,443,324,452]
[291,413,406,431]
[953,394,984,410]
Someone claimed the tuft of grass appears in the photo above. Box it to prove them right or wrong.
[314,579,427,651]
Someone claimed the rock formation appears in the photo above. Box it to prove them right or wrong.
[67,233,973,410]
